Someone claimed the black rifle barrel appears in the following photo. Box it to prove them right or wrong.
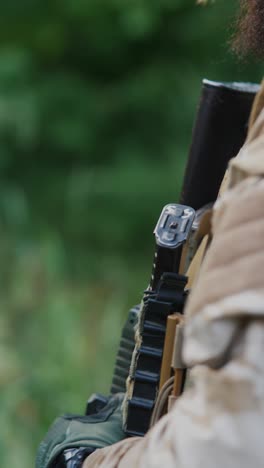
[180,79,259,210]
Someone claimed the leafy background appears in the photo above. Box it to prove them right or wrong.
[0,1,262,466]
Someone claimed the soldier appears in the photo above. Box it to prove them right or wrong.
[37,1,264,466]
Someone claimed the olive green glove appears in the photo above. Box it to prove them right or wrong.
[36,393,126,468]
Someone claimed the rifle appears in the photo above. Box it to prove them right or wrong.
[115,79,258,437]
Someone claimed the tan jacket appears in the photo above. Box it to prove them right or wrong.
[84,87,264,468]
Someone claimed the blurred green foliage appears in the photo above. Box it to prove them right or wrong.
[0,0,263,466]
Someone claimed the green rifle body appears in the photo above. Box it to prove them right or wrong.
[110,305,140,395]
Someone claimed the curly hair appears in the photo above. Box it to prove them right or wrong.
[231,0,264,59]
